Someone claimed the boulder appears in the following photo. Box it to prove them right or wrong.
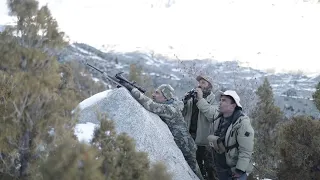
[75,87,199,180]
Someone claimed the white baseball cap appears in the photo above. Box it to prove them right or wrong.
[221,90,242,108]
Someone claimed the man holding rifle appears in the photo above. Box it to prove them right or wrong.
[121,83,205,180]
[87,63,203,179]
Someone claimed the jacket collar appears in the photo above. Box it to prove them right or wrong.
[215,109,244,124]
[162,98,174,104]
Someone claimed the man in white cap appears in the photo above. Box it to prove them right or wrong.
[207,90,254,180]
[182,75,220,179]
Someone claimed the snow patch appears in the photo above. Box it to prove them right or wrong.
[153,63,160,67]
[253,74,263,79]
[279,94,306,99]
[80,72,87,76]
[77,90,112,110]
[92,77,99,82]
[90,55,106,61]
[48,128,55,136]
[115,64,125,69]
[303,88,316,92]
[223,70,235,74]
[122,54,134,59]
[72,44,92,55]
[282,77,293,83]
[242,68,251,72]
[295,78,308,82]
[172,68,181,72]
[74,122,99,143]
[306,73,320,79]
[146,60,160,67]
[170,74,181,81]
[146,61,154,65]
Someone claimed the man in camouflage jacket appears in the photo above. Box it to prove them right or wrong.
[122,83,204,180]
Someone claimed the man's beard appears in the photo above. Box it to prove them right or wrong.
[199,86,210,92]
[199,86,212,97]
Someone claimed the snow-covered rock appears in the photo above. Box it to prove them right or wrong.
[74,87,199,180]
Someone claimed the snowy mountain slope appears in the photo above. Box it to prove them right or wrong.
[57,42,320,118]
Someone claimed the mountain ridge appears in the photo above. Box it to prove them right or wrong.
[57,42,320,118]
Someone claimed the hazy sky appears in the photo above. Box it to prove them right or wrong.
[1,0,320,74]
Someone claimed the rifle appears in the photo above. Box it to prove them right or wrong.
[86,63,146,93]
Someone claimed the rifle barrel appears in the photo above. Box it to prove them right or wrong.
[86,63,103,73]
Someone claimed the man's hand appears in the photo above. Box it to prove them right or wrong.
[195,87,203,99]
[232,169,245,179]
[232,173,241,179]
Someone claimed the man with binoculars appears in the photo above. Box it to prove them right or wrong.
[182,75,220,179]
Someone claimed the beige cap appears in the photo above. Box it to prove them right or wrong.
[221,90,242,108]
[156,84,175,100]
[196,75,213,85]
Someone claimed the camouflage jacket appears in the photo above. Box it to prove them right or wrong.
[130,88,189,136]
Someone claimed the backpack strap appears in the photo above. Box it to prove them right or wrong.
[209,113,223,135]
[225,113,245,152]
[225,143,239,151]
